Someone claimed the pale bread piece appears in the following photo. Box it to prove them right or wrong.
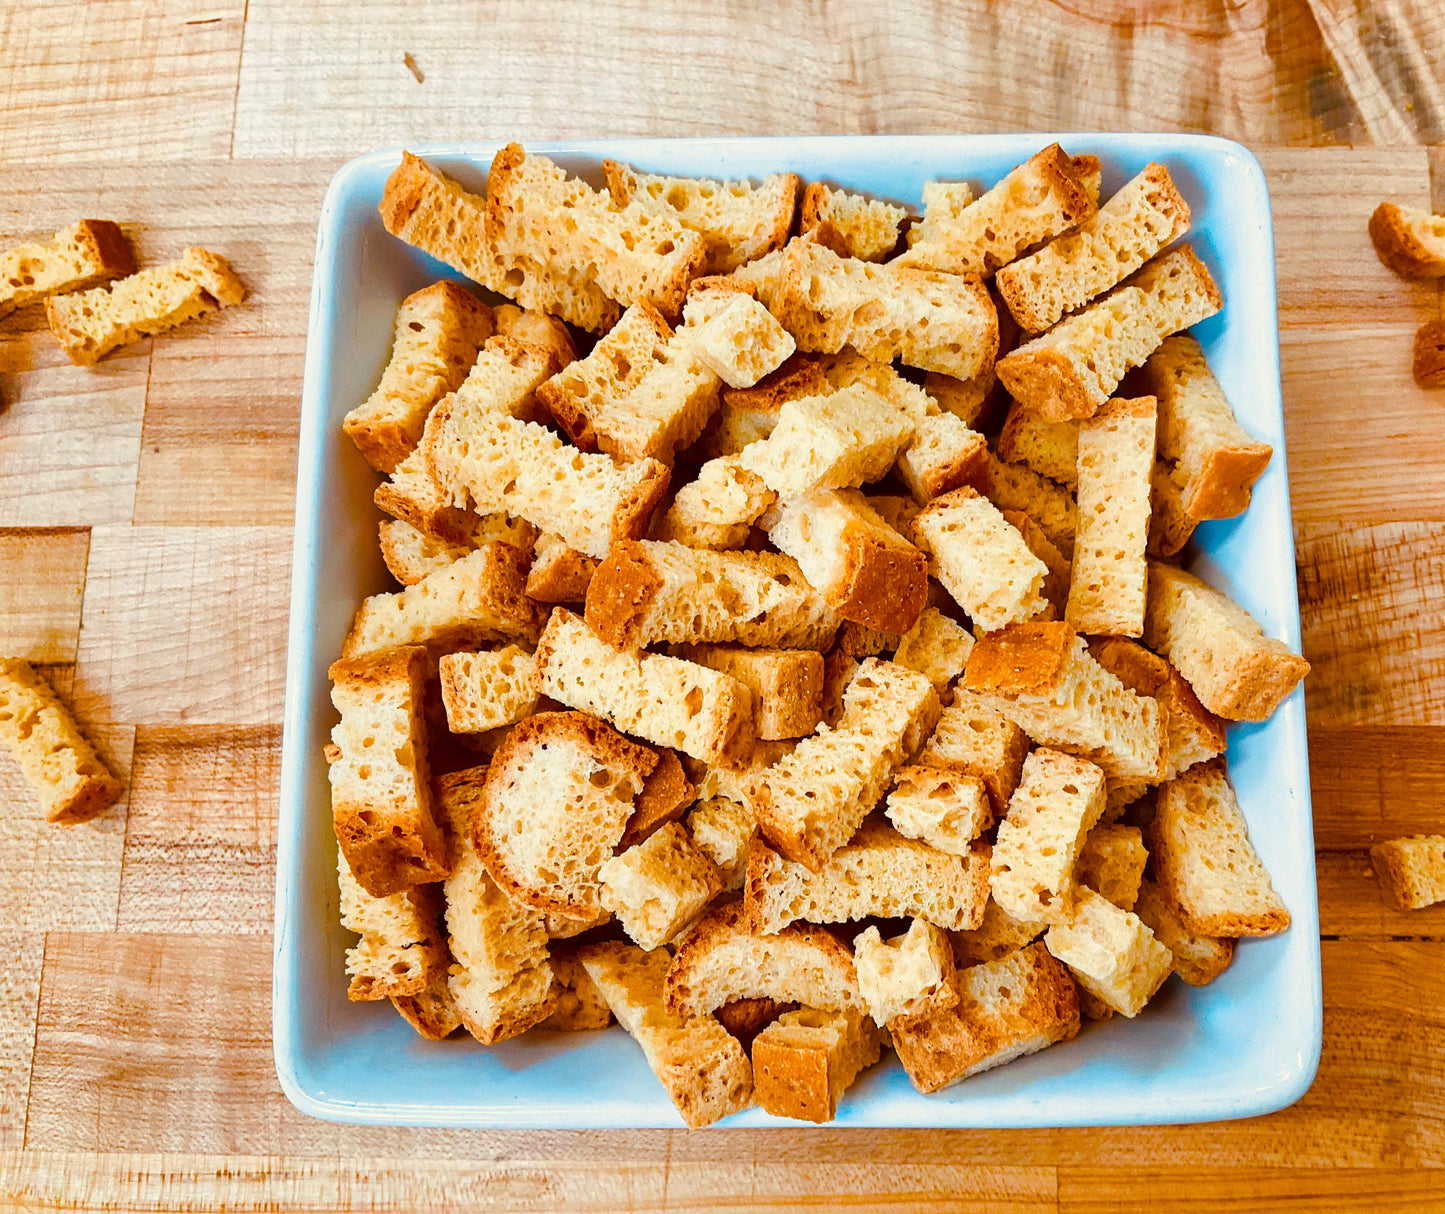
[1137,334,1272,520]
[326,646,448,897]
[378,515,537,586]
[694,356,829,459]
[456,332,564,426]
[911,486,1049,632]
[990,748,1107,924]
[995,246,1221,422]
[1148,760,1291,937]
[665,901,864,1017]
[896,145,1096,276]
[1413,317,1445,386]
[540,947,614,1032]
[885,765,994,855]
[853,918,959,1025]
[901,181,975,258]
[917,690,1030,815]
[888,942,1080,1093]
[1043,886,1171,1017]
[342,542,542,658]
[772,238,999,379]
[996,162,1190,333]
[342,281,495,473]
[762,489,929,635]
[897,411,990,505]
[0,658,121,825]
[799,182,908,262]
[473,710,655,918]
[391,975,464,1039]
[676,645,824,741]
[598,821,724,950]
[1157,668,1227,783]
[493,303,577,368]
[998,404,1079,488]
[1065,396,1157,637]
[534,608,756,768]
[815,348,936,425]
[337,846,448,1001]
[686,292,796,389]
[732,246,786,309]
[524,533,600,604]
[579,940,753,1128]
[687,796,756,891]
[378,151,619,332]
[437,645,540,733]
[46,246,244,366]
[375,447,488,547]
[620,749,697,849]
[893,606,976,698]
[949,898,1048,968]
[999,509,1072,617]
[1076,823,1148,911]
[751,1007,880,1123]
[746,820,991,934]
[584,541,838,652]
[747,659,940,872]
[486,143,706,317]
[1132,877,1235,986]
[1143,563,1309,722]
[603,162,798,274]
[1148,460,1196,557]
[655,455,775,551]
[975,452,1078,560]
[1367,200,1445,278]
[1370,835,1445,910]
[0,218,133,318]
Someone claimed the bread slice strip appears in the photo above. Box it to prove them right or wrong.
[585,541,838,651]
[379,515,536,586]
[763,489,929,635]
[327,646,448,897]
[1148,460,1196,557]
[686,797,756,891]
[676,645,823,741]
[996,162,1190,333]
[853,918,959,1025]
[1132,877,1235,986]
[342,542,541,658]
[799,183,908,262]
[524,534,600,604]
[892,607,975,699]
[655,455,775,551]
[998,404,1079,489]
[534,608,755,768]
[889,942,1080,1093]
[1076,822,1147,911]
[598,821,724,950]
[897,412,990,505]
[687,292,796,389]
[0,219,133,318]
[473,711,655,918]
[1370,835,1445,910]
[975,453,1078,560]
[1097,643,1231,782]
[46,246,244,366]
[336,846,448,1000]
[1368,200,1445,278]
[391,975,464,1040]
[751,1007,880,1123]
[1143,563,1309,721]
[1413,318,1445,386]
[1137,334,1273,520]
[540,947,614,1031]
[0,658,122,825]
[746,820,990,933]
[1043,886,1171,1017]
[995,246,1221,421]
[375,447,486,547]
[621,749,697,848]
[949,898,1048,968]
[999,509,1071,617]
[1065,396,1157,637]
[342,282,494,473]
[695,356,831,459]
[438,645,540,733]
[911,486,1049,632]
[379,151,619,332]
[885,765,994,855]
[896,145,1097,277]
[665,901,864,1017]
[772,239,999,380]
[747,659,940,871]
[917,690,1030,815]
[579,940,753,1128]
[1148,760,1290,936]
[603,162,799,275]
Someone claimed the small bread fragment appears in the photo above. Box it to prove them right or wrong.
[579,940,752,1128]
[799,182,908,261]
[917,690,1030,815]
[853,918,959,1025]
[621,749,697,848]
[524,534,600,604]
[998,509,1072,617]
[950,898,1048,968]
[0,658,122,825]
[995,246,1221,422]
[687,796,756,890]
[1065,396,1157,637]
[885,765,994,855]
[997,405,1079,489]
[1413,318,1445,387]
[379,514,536,586]
[375,447,485,547]
[342,281,494,473]
[889,942,1080,1093]
[747,659,940,871]
[751,1007,880,1123]
[677,645,823,741]
[1370,835,1445,910]
[1076,823,1148,911]
[656,456,776,551]
[46,246,245,366]
[540,948,614,1032]
[924,369,995,428]
[0,218,134,318]
[695,356,829,458]
[975,453,1078,560]
[438,645,540,733]
[687,293,796,389]
[337,847,448,1000]
[1044,886,1171,1017]
[1367,200,1445,278]
[895,411,990,505]
[911,486,1049,632]
[1132,877,1235,986]
[534,608,755,768]
[892,607,976,698]
[1148,760,1290,937]
[327,646,448,897]
[1148,462,1196,558]
[996,162,1190,333]
[746,820,991,934]
[1143,563,1309,722]
[391,976,464,1040]
[493,303,576,367]
[598,821,724,950]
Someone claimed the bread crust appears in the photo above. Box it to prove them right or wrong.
[620,749,697,847]
[963,621,1076,697]
[583,539,665,649]
[1413,318,1445,387]
[525,541,600,604]
[1368,201,1445,278]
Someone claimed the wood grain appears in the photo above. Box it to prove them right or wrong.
[0,935,43,1150]
[0,528,90,663]
[1059,1166,1445,1212]
[1316,851,1445,937]
[1309,726,1445,848]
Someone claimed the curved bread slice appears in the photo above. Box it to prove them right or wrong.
[1368,200,1445,278]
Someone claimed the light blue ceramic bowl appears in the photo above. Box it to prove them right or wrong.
[274,135,1320,1128]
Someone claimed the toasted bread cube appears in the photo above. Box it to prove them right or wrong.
[800,182,908,262]
[336,847,448,1001]
[893,607,976,698]
[656,456,775,551]
[854,919,959,1025]
[677,645,824,741]
[990,748,1107,924]
[1149,760,1290,937]
[390,975,464,1040]
[686,292,796,389]
[998,509,1072,617]
[1370,835,1445,910]
[598,822,722,950]
[579,941,752,1128]
[889,942,1081,1093]
[896,411,990,505]
[687,796,756,891]
[695,356,828,458]
[524,534,600,604]
[1132,877,1236,986]
[0,218,134,318]
[997,404,1080,488]
[1143,563,1309,722]
[379,515,536,587]
[620,749,697,848]
[540,948,614,1032]
[976,453,1078,560]
[374,446,483,547]
[885,765,994,855]
[590,328,723,465]
[918,690,1030,814]
[751,1007,881,1124]
[949,898,1048,968]
[1044,886,1171,1017]
[493,302,576,365]
[437,645,540,734]
[1368,200,1445,278]
[1076,823,1148,911]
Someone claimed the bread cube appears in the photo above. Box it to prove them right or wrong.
[336,847,448,1001]
[1044,887,1172,1017]
[1132,877,1236,986]
[438,645,540,734]
[751,1007,881,1123]
[678,644,824,740]
[949,898,1048,968]
[893,606,975,698]
[885,765,994,855]
[598,822,724,950]
[1076,823,1148,911]
[1370,835,1445,911]
[918,690,1030,814]
[853,918,958,1025]
[688,292,796,388]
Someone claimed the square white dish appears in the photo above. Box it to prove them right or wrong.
[275,135,1321,1128]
